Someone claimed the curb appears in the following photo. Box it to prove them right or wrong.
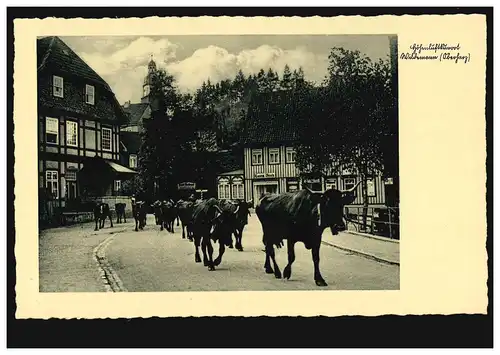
[93,229,128,292]
[322,240,400,266]
[346,230,400,244]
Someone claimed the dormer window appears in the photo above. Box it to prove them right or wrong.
[53,75,63,98]
[85,84,95,105]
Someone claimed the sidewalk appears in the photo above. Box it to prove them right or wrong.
[322,230,400,265]
[38,221,130,292]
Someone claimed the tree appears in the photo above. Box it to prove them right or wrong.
[281,64,293,90]
[266,68,279,92]
[139,67,196,200]
[296,47,395,231]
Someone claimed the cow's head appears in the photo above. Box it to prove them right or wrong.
[305,180,362,235]
[209,204,237,246]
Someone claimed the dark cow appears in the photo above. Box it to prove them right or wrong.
[94,202,113,231]
[190,198,237,270]
[115,203,126,224]
[176,199,195,240]
[255,181,361,286]
[132,200,148,232]
[152,200,163,225]
[219,200,251,251]
[160,200,177,233]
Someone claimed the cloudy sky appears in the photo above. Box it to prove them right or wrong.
[61,35,392,105]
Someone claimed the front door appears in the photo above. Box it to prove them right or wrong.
[66,181,78,200]
[254,183,278,202]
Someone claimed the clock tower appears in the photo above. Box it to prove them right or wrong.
[141,56,156,104]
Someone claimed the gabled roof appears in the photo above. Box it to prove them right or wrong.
[216,149,243,173]
[37,36,127,124]
[120,131,142,154]
[37,36,112,91]
[241,90,301,145]
[218,169,244,176]
[123,103,150,126]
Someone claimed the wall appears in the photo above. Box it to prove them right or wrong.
[243,145,387,206]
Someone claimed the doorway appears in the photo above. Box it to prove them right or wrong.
[253,181,279,203]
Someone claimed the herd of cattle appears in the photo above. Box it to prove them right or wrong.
[92,180,362,287]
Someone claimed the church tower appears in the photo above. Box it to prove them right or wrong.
[141,56,156,104]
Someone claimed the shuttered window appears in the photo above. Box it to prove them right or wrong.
[268,148,280,164]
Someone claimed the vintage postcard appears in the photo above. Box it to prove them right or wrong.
[13,14,488,319]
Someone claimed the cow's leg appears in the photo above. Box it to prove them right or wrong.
[176,216,180,226]
[170,220,175,233]
[312,240,327,287]
[109,213,113,228]
[205,237,215,271]
[266,243,281,279]
[134,218,138,232]
[94,216,99,231]
[235,229,244,251]
[262,230,274,274]
[201,236,209,266]
[283,239,296,280]
[160,218,164,231]
[194,235,202,263]
[213,242,226,266]
[181,223,186,238]
[228,232,234,249]
[123,213,126,223]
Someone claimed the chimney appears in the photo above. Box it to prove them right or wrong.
[123,100,131,108]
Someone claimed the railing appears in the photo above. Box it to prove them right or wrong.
[344,206,400,240]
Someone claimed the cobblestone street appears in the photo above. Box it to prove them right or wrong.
[39,213,399,292]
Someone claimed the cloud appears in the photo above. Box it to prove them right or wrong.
[164,44,329,94]
[79,37,179,103]
[77,38,329,104]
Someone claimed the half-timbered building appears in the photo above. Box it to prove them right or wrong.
[37,36,136,209]
[240,91,388,208]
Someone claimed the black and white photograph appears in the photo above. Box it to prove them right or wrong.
[36,33,400,292]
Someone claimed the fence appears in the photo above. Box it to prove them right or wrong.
[344,205,400,240]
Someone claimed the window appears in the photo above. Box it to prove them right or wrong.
[367,178,376,197]
[232,183,244,200]
[53,76,64,98]
[102,128,112,151]
[46,170,58,198]
[114,180,121,192]
[326,179,338,191]
[343,177,356,191]
[287,180,299,192]
[218,179,231,200]
[66,121,78,147]
[85,84,95,105]
[268,148,280,165]
[143,85,150,97]
[45,117,59,144]
[129,154,138,168]
[65,171,77,181]
[251,149,263,165]
[286,147,296,163]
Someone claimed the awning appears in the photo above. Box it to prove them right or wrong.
[105,161,137,174]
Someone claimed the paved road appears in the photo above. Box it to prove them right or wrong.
[105,214,400,291]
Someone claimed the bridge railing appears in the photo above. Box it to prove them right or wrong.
[344,206,400,240]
